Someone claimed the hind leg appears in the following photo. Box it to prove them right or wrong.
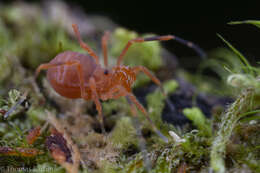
[101,31,110,68]
[126,93,168,143]
[72,24,100,64]
[36,61,88,102]
[111,84,168,142]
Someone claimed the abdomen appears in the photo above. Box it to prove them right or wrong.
[46,51,96,99]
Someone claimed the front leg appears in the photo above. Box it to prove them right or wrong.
[127,93,168,143]
[133,66,169,98]
[107,85,168,142]
[132,66,175,111]
[132,66,161,86]
[89,77,105,133]
[101,85,126,100]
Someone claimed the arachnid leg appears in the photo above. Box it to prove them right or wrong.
[36,60,88,104]
[35,61,87,99]
[108,86,126,99]
[106,86,120,100]
[36,61,83,78]
[133,66,161,86]
[103,85,128,100]
[126,96,138,117]
[126,96,152,171]
[117,35,206,66]
[133,65,165,96]
[72,24,100,64]
[127,93,168,143]
[101,31,110,68]
[35,62,66,77]
[89,77,105,133]
[132,66,175,111]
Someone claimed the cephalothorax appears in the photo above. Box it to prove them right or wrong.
[36,24,205,141]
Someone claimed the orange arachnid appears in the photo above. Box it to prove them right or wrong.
[36,24,205,142]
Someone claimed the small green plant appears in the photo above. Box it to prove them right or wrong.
[183,107,212,136]
[210,20,260,173]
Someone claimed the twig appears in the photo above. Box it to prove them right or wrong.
[4,90,28,119]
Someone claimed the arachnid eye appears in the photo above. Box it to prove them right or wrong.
[104,69,109,75]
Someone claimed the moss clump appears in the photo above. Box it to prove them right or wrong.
[102,97,131,117]
[109,116,138,149]
[120,130,211,173]
[183,107,212,137]
[162,80,179,95]
[0,90,27,120]
[209,20,260,172]
[26,106,49,126]
[0,4,89,70]
[0,19,12,85]
[144,80,178,135]
[210,88,256,173]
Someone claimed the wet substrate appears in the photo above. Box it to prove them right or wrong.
[133,80,233,126]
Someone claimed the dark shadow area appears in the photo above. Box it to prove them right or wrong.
[5,1,260,63]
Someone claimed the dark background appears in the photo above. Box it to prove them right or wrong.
[16,1,260,62]
[64,1,260,62]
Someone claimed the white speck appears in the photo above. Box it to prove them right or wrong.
[169,131,186,143]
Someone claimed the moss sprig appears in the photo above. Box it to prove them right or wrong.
[210,88,255,173]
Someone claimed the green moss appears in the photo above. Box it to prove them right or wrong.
[120,153,145,173]
[183,107,212,137]
[8,90,21,105]
[208,25,260,172]
[12,23,80,69]
[109,116,138,149]
[0,89,26,120]
[210,88,255,173]
[0,19,12,84]
[162,80,179,95]
[111,28,163,70]
[229,20,260,30]
[144,80,178,134]
[195,48,245,96]
[0,19,10,47]
[102,97,130,116]
[120,129,212,173]
[26,106,49,125]
[0,54,11,84]
[0,4,89,70]
[98,160,119,173]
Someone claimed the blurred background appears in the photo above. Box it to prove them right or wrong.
[3,0,260,64]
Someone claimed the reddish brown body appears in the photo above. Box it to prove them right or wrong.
[36,24,205,141]
[45,50,136,101]
[47,51,97,99]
